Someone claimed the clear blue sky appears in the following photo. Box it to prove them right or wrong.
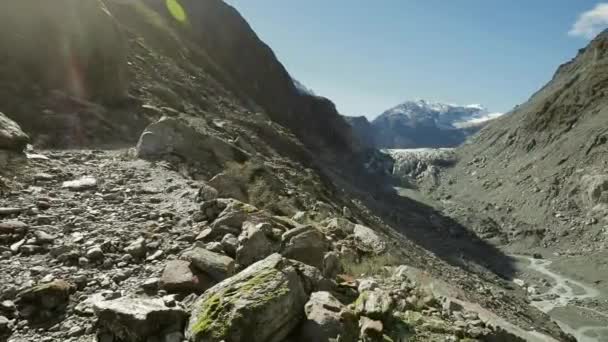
[226,1,605,118]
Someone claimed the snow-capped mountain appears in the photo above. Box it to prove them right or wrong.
[344,100,503,149]
[379,99,501,130]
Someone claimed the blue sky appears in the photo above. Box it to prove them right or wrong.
[226,1,607,118]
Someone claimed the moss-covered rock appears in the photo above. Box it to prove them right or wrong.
[186,254,308,342]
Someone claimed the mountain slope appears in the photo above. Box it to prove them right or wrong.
[0,1,571,341]
[433,29,608,254]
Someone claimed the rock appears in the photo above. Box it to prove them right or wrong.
[442,298,464,315]
[322,252,342,279]
[86,246,104,261]
[236,222,279,267]
[323,218,356,238]
[220,233,238,257]
[160,260,213,294]
[353,224,386,253]
[15,280,71,323]
[0,111,29,152]
[359,316,384,341]
[0,315,11,337]
[62,176,98,191]
[533,253,543,259]
[195,225,240,243]
[513,279,526,287]
[181,247,235,282]
[210,200,256,230]
[281,225,329,269]
[136,117,247,174]
[125,237,147,259]
[0,208,23,216]
[186,254,309,342]
[355,290,394,319]
[0,221,28,235]
[196,184,219,202]
[94,296,188,342]
[298,291,351,342]
[358,279,379,293]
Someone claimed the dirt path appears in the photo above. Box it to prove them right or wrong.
[515,256,608,342]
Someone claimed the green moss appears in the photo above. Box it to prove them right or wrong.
[190,267,290,338]
[355,291,369,308]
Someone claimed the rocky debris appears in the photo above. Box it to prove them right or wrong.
[281,225,329,269]
[235,221,280,267]
[353,224,387,253]
[93,296,188,342]
[181,247,235,282]
[0,111,29,152]
[62,176,98,191]
[15,280,72,324]
[186,254,309,342]
[359,316,384,341]
[298,291,355,342]
[196,184,219,202]
[159,260,213,294]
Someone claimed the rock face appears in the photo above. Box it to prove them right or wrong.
[298,291,353,342]
[136,117,248,176]
[186,254,309,342]
[94,296,188,342]
[0,112,29,152]
[435,29,608,254]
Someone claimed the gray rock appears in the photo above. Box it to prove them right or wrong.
[86,247,104,261]
[281,226,329,269]
[0,111,29,152]
[355,290,394,320]
[220,233,238,257]
[236,222,279,267]
[181,247,235,282]
[0,315,11,337]
[322,251,342,279]
[353,225,386,253]
[136,117,247,173]
[94,296,188,342]
[186,254,309,342]
[160,260,213,294]
[196,184,219,202]
[298,291,348,342]
[16,280,71,323]
[125,237,147,259]
[0,221,28,235]
[62,177,98,191]
[359,316,384,341]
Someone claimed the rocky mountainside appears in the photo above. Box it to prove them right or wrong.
[345,100,501,149]
[428,29,608,254]
[0,1,575,342]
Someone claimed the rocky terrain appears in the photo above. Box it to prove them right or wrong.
[345,100,501,149]
[0,1,581,342]
[391,29,608,342]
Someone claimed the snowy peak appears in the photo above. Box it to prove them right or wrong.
[376,99,500,129]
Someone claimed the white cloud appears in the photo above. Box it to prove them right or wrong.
[569,3,608,39]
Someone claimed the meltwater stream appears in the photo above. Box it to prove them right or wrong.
[515,256,608,342]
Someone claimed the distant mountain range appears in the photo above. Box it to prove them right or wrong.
[345,99,502,149]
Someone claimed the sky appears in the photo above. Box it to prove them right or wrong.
[226,1,608,119]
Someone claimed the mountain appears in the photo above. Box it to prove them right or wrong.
[0,1,571,342]
[345,100,502,149]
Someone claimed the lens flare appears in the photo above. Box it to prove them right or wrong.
[166,0,187,23]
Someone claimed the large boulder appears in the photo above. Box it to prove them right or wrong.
[236,222,280,267]
[0,112,29,152]
[281,225,329,269]
[159,260,214,294]
[186,254,309,342]
[94,296,188,342]
[15,280,71,323]
[353,225,387,254]
[298,291,358,342]
[136,117,248,175]
[181,247,235,282]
